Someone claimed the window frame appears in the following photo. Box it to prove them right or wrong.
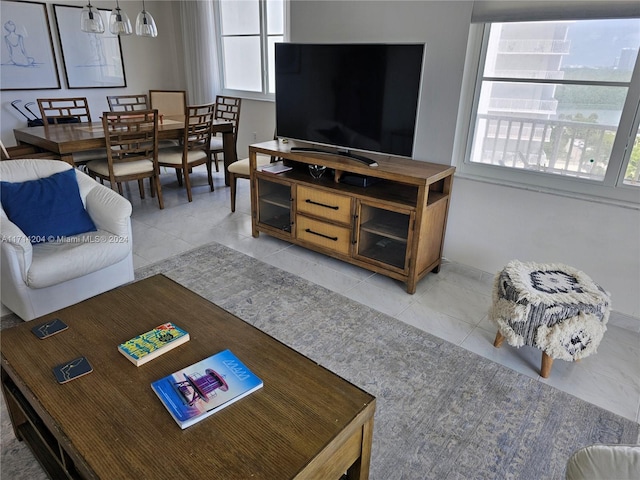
[214,0,287,102]
[456,20,640,207]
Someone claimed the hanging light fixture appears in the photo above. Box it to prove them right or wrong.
[109,0,132,36]
[135,0,158,38]
[80,0,105,34]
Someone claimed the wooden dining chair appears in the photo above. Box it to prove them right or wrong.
[210,95,241,172]
[37,97,92,124]
[107,94,149,112]
[86,110,163,209]
[149,90,187,117]
[37,97,105,167]
[158,103,215,202]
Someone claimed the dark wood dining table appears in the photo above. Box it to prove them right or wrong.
[13,116,237,185]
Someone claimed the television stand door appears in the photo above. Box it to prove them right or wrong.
[249,140,455,294]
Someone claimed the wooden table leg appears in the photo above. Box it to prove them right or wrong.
[493,331,505,348]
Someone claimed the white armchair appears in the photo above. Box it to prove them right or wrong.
[1,159,134,321]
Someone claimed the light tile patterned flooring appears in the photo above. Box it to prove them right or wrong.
[63,166,640,423]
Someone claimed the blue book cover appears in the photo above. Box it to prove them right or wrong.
[151,349,263,429]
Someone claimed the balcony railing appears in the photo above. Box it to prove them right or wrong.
[488,97,559,113]
[497,39,571,54]
[492,70,565,80]
[471,114,618,181]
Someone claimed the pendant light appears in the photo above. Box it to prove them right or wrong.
[109,0,132,36]
[80,0,105,34]
[135,0,158,38]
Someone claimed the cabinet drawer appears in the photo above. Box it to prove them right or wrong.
[296,216,351,255]
[296,186,352,224]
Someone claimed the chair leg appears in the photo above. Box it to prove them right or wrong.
[138,179,145,199]
[206,158,214,192]
[540,352,553,378]
[175,168,183,186]
[117,182,124,195]
[493,331,505,348]
[149,177,156,198]
[184,168,193,202]
[155,175,164,209]
[230,173,237,212]
[213,153,219,172]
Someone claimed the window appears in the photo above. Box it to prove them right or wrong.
[462,18,640,204]
[216,0,285,100]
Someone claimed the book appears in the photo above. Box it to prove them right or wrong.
[118,322,190,366]
[151,349,263,429]
[32,318,68,339]
[53,356,93,384]
[260,160,292,174]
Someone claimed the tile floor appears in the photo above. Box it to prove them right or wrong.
[18,165,640,424]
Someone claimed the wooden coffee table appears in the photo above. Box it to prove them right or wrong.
[1,275,375,479]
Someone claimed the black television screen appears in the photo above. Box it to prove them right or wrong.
[275,43,425,158]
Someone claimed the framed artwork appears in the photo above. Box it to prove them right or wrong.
[53,4,126,88]
[0,0,61,90]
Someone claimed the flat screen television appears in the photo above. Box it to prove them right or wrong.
[275,43,425,164]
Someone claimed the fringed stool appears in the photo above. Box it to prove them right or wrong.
[489,260,611,378]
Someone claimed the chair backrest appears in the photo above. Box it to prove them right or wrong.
[149,90,187,117]
[183,103,216,155]
[37,97,91,124]
[107,94,149,112]
[214,95,241,135]
[102,110,159,169]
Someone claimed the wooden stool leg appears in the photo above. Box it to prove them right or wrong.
[493,331,505,348]
[541,352,553,378]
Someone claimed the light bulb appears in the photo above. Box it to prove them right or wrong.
[80,1,105,34]
[135,1,158,37]
[109,1,132,36]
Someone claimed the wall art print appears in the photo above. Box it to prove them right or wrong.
[54,4,126,89]
[1,0,61,90]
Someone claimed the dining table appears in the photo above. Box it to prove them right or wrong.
[13,116,237,186]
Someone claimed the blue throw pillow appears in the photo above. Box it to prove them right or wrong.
[1,168,96,244]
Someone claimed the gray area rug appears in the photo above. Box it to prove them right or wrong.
[2,241,639,479]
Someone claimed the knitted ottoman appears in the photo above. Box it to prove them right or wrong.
[489,260,611,378]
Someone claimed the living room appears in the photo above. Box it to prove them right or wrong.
[1,1,639,478]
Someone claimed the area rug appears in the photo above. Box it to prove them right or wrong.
[2,242,638,479]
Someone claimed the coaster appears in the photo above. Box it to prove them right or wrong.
[53,357,93,384]
[31,318,68,339]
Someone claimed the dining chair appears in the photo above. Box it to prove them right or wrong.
[227,132,277,212]
[210,95,241,172]
[37,97,92,124]
[228,155,273,212]
[149,90,187,117]
[86,110,163,209]
[107,94,149,112]
[158,103,215,202]
[37,97,105,167]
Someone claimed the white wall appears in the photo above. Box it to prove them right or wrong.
[286,0,640,320]
[0,0,184,147]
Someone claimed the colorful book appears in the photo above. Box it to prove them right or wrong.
[118,322,190,366]
[151,349,263,429]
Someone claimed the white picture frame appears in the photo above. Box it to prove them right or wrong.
[53,4,126,89]
[0,0,61,90]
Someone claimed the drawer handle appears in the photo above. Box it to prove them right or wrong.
[305,199,339,210]
[305,228,338,242]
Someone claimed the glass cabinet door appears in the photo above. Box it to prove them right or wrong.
[257,177,292,233]
[355,202,412,271]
